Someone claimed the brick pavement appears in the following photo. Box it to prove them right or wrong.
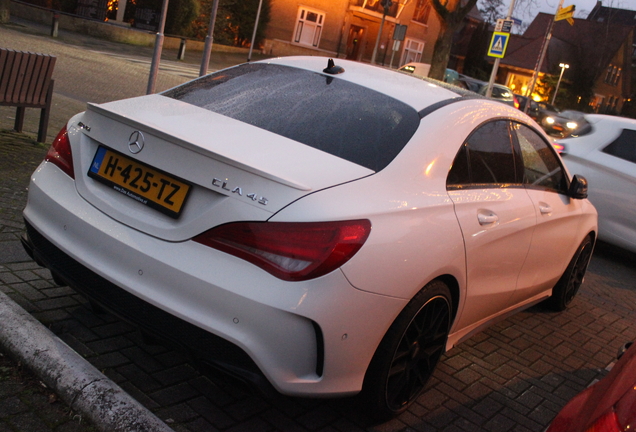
[2,17,636,432]
[0,131,97,432]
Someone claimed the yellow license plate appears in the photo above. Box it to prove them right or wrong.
[88,146,191,218]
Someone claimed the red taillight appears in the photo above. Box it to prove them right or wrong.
[552,141,566,154]
[585,409,621,432]
[45,125,74,178]
[513,94,520,110]
[193,220,372,281]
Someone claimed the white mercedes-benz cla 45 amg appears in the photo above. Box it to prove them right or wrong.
[22,57,597,418]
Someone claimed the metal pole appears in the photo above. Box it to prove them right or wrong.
[525,0,564,113]
[200,0,220,77]
[247,0,264,62]
[371,10,387,64]
[552,63,568,105]
[389,40,398,68]
[146,0,169,94]
[485,0,516,98]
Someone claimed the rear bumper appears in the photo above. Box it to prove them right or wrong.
[21,222,269,389]
[22,161,408,397]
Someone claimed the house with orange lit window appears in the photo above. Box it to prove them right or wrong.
[264,0,482,68]
[495,11,633,114]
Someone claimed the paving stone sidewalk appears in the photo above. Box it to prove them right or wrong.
[0,131,97,432]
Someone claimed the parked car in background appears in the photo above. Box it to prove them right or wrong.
[547,342,636,432]
[478,83,520,109]
[517,97,559,123]
[443,68,460,86]
[398,63,461,86]
[456,74,485,92]
[553,114,636,253]
[22,57,597,419]
[398,62,431,78]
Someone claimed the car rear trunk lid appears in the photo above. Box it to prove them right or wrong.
[71,95,374,242]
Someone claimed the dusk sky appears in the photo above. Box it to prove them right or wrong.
[499,0,636,25]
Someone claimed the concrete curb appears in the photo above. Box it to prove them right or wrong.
[0,290,174,432]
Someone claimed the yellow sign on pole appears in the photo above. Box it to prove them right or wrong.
[555,4,575,21]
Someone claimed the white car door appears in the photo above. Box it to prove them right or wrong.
[582,128,636,251]
[447,120,536,330]
[511,123,584,304]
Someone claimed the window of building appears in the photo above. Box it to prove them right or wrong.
[400,38,425,65]
[614,67,622,85]
[605,65,614,83]
[293,7,325,48]
[355,0,399,18]
[412,0,432,25]
[604,65,621,86]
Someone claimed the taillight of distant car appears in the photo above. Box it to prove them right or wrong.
[193,220,372,281]
[552,141,566,154]
[45,125,74,179]
[513,94,520,110]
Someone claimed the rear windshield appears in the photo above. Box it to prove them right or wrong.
[163,63,420,172]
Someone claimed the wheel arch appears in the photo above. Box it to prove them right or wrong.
[432,274,460,324]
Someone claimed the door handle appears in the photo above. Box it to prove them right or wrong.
[539,203,553,215]
[477,212,499,225]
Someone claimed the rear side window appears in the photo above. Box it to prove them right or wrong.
[163,63,420,172]
[602,129,636,163]
[447,120,517,187]
[512,123,567,192]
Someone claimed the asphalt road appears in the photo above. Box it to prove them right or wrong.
[1,18,636,432]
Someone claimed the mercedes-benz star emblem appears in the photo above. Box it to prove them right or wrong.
[128,131,145,154]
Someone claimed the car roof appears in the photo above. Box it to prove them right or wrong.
[261,56,466,113]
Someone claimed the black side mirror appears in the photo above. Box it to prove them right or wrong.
[568,174,588,199]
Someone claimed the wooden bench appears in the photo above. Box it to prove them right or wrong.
[0,48,56,143]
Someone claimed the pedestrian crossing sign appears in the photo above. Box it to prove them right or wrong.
[488,32,510,58]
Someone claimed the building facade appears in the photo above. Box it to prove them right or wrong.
[497,12,633,114]
[263,0,445,68]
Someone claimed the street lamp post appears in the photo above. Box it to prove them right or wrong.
[552,62,569,105]
[199,0,220,77]
[146,0,170,94]
[247,0,264,62]
[371,0,392,64]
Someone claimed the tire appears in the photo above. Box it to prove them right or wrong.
[361,280,452,420]
[544,235,594,311]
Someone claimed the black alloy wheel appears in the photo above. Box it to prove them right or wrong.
[544,235,594,311]
[362,280,452,419]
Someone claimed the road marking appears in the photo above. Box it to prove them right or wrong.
[90,51,206,79]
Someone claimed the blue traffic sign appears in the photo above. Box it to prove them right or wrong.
[488,32,510,58]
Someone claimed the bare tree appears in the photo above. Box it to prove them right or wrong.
[427,0,540,80]
[428,0,479,80]
[479,0,504,24]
